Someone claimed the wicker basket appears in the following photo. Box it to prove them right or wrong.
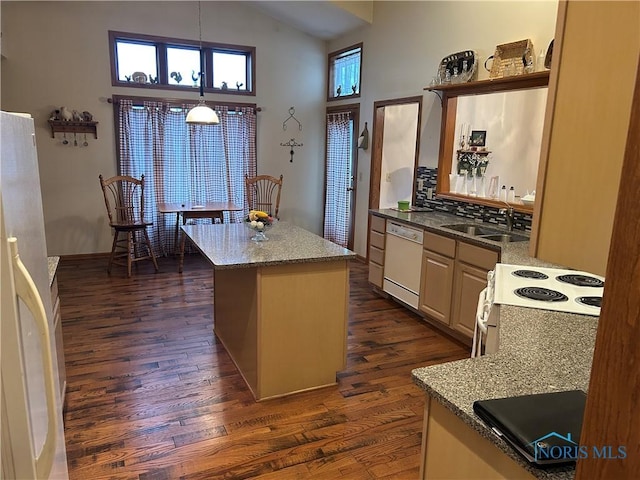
[489,39,534,78]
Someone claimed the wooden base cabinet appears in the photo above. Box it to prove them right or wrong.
[451,242,499,339]
[419,232,455,324]
[368,214,386,287]
[419,230,498,342]
[420,396,535,479]
[50,273,66,405]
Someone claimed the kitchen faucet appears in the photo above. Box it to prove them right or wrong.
[499,204,515,232]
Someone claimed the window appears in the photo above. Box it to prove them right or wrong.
[109,31,255,95]
[328,43,362,101]
[114,96,258,256]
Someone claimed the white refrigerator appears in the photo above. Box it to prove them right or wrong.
[1,111,69,479]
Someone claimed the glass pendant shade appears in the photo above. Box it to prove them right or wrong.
[186,98,219,125]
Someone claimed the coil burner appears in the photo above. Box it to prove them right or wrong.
[514,287,569,302]
[511,270,549,280]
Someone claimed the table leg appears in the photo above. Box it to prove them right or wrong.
[173,212,180,255]
[179,212,192,273]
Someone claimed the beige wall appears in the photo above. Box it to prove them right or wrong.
[1,1,327,255]
[330,1,558,256]
[1,1,559,258]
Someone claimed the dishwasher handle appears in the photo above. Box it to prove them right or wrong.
[386,222,423,244]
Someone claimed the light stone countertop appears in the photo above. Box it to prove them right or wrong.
[182,221,355,269]
[47,256,60,287]
[371,209,595,479]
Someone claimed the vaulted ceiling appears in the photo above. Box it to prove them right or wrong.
[247,1,372,40]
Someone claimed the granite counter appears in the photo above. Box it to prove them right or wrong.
[182,221,355,269]
[48,256,60,287]
[370,209,595,479]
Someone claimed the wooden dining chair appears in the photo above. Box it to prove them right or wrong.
[245,174,283,219]
[99,174,159,277]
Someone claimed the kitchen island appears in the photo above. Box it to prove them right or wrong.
[182,221,355,401]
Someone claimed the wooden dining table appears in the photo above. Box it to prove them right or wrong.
[157,202,242,268]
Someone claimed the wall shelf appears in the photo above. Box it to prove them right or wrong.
[48,120,99,139]
[425,71,550,96]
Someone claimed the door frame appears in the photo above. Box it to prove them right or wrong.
[366,96,423,261]
[324,103,360,250]
[368,96,423,211]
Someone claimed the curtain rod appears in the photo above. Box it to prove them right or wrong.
[106,96,261,112]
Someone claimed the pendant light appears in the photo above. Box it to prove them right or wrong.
[186,1,219,125]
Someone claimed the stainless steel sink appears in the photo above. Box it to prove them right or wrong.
[441,224,502,236]
[480,233,529,243]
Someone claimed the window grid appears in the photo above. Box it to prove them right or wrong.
[109,31,255,96]
[328,43,362,101]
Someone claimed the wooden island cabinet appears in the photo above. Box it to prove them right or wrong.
[183,221,355,401]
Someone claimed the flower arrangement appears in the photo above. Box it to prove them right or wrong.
[457,151,490,178]
[245,210,273,231]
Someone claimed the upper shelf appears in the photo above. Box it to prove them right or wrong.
[425,71,550,96]
[48,120,99,139]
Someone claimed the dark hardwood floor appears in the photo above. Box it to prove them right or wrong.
[58,254,469,479]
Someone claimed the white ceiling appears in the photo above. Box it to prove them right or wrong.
[247,1,370,40]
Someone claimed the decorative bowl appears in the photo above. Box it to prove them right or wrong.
[246,221,271,241]
[520,195,535,206]
[245,210,274,241]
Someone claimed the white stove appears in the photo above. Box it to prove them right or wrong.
[493,263,605,317]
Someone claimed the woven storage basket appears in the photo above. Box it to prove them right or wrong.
[489,39,534,78]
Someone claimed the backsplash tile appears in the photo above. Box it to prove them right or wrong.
[415,167,532,232]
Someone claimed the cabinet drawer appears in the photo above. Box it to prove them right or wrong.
[370,230,385,249]
[368,262,384,287]
[369,245,384,265]
[457,242,499,270]
[423,231,456,258]
[370,215,386,233]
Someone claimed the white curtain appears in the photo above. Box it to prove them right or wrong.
[116,98,257,255]
[324,111,352,247]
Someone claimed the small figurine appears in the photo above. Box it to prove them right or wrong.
[125,75,132,82]
[59,106,73,121]
[336,85,342,96]
[221,81,228,90]
[351,84,357,94]
[236,81,243,90]
[82,111,93,122]
[132,71,147,83]
[170,71,183,83]
[72,110,83,122]
[49,109,61,121]
[149,74,158,84]
[192,70,200,85]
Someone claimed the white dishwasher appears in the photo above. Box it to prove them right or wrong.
[383,221,423,308]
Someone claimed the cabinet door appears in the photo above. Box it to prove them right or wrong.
[419,250,454,325]
[51,276,66,404]
[532,1,639,276]
[451,262,488,339]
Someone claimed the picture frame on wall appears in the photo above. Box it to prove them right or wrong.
[470,130,487,147]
